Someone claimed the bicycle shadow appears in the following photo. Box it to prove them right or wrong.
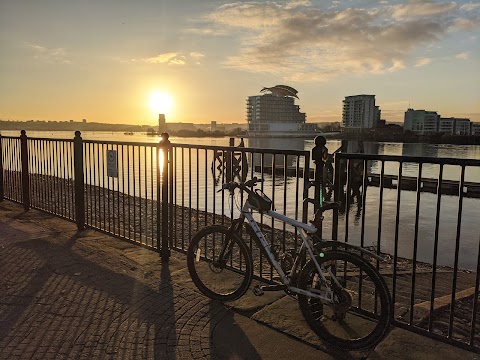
[208,302,262,359]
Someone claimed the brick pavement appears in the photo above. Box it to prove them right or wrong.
[1,219,224,358]
[1,200,478,360]
[0,202,333,360]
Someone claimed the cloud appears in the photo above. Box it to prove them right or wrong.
[285,0,311,10]
[461,3,480,11]
[415,57,433,67]
[24,42,71,64]
[390,1,458,19]
[184,27,227,36]
[132,52,204,65]
[456,51,471,60]
[450,17,480,31]
[135,52,184,64]
[190,52,205,59]
[200,1,480,81]
[190,52,206,64]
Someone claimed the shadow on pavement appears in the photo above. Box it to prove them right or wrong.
[0,233,261,359]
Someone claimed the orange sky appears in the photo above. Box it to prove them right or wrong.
[1,1,479,125]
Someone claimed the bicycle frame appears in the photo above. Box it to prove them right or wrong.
[189,179,392,351]
[240,200,337,303]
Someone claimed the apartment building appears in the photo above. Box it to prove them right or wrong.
[472,123,480,135]
[404,109,440,135]
[342,95,380,133]
[454,118,471,135]
[438,117,472,135]
[246,86,309,136]
[438,118,455,134]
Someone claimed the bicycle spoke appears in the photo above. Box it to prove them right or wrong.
[298,250,391,351]
[187,225,253,302]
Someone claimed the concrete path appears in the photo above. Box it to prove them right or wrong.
[0,201,477,360]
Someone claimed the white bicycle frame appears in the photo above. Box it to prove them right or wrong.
[242,200,339,303]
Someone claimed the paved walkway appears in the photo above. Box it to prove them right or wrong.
[0,201,477,359]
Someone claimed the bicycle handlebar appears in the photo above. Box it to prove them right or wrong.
[218,177,264,194]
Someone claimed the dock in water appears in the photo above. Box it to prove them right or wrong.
[253,165,480,198]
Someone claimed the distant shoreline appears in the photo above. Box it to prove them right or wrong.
[340,132,480,146]
[2,128,480,146]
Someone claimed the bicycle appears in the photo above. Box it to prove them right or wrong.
[187,177,391,351]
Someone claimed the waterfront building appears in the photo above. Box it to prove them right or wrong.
[439,117,471,135]
[158,114,166,132]
[454,118,471,135]
[472,123,480,135]
[342,95,380,133]
[210,120,217,132]
[438,118,455,134]
[403,109,440,135]
[246,85,316,137]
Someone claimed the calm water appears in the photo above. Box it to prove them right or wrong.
[3,130,480,270]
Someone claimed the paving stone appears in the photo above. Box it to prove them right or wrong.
[1,201,476,359]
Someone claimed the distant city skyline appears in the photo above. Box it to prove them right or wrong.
[0,0,479,125]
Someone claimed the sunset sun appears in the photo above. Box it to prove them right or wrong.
[149,92,174,115]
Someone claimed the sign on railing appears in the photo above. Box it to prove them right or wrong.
[106,149,118,178]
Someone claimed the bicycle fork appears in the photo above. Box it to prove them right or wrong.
[213,218,244,268]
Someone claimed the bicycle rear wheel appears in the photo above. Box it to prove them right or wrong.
[187,225,253,302]
[298,250,391,351]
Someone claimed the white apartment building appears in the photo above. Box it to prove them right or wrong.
[404,109,439,135]
[342,95,380,133]
[247,86,311,137]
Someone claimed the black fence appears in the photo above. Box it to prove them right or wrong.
[1,130,480,352]
[330,153,480,352]
[0,131,311,270]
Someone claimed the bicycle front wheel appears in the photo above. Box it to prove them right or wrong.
[298,250,391,351]
[187,225,253,302]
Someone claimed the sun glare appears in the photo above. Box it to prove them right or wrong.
[149,92,174,115]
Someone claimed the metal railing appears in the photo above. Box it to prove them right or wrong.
[0,131,310,270]
[1,130,480,351]
[168,141,310,281]
[331,152,480,352]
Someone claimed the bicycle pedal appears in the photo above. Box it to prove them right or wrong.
[252,285,264,296]
[260,284,286,292]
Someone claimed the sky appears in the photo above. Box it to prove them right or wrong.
[0,0,479,126]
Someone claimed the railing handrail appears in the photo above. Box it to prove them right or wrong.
[0,136,23,140]
[26,137,73,142]
[335,152,480,167]
[83,139,155,146]
[172,143,310,156]
[83,138,312,156]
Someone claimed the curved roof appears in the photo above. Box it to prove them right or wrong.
[260,85,299,99]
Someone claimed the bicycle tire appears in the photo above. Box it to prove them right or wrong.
[298,250,391,350]
[187,225,253,302]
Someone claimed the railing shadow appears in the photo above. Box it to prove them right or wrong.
[0,229,263,359]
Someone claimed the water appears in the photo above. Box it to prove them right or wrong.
[3,130,480,270]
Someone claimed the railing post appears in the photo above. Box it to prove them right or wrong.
[226,137,235,183]
[311,136,327,238]
[0,133,4,202]
[20,130,30,211]
[73,131,85,230]
[332,154,341,241]
[159,132,171,261]
[311,136,327,208]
